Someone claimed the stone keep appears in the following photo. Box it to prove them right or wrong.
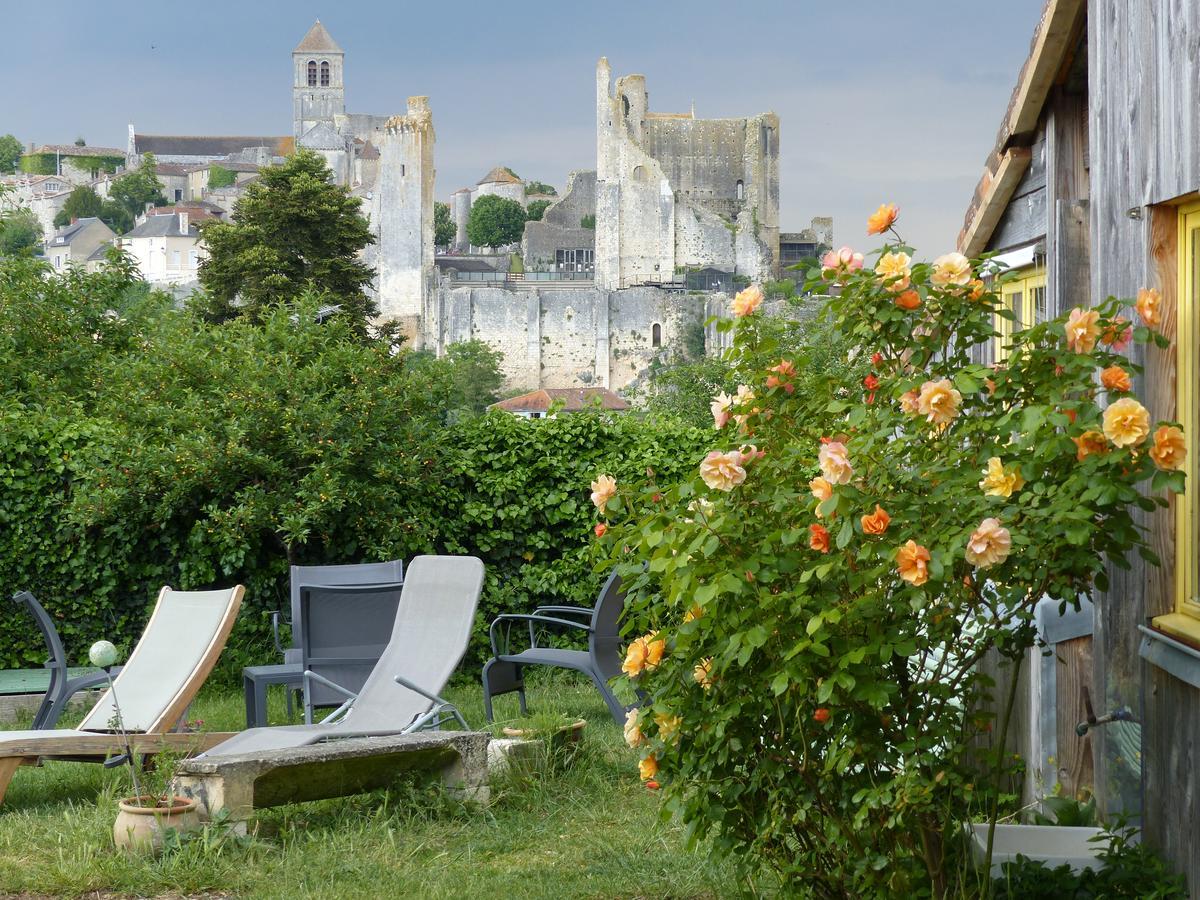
[594,57,780,290]
[371,97,435,334]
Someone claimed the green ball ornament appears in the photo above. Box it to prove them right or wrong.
[88,640,119,669]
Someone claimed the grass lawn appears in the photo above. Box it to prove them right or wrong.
[0,672,738,899]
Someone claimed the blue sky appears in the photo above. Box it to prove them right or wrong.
[4,0,1045,255]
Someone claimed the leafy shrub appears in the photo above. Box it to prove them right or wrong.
[601,232,1182,897]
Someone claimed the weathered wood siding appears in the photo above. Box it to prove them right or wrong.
[989,134,1048,252]
[1089,0,1200,886]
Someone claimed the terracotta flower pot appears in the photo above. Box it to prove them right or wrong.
[113,795,200,851]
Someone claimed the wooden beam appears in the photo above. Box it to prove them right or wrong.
[0,731,235,760]
[958,148,1033,257]
[1006,0,1087,139]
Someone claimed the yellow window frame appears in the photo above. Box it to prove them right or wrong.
[993,267,1046,362]
[1155,201,1200,642]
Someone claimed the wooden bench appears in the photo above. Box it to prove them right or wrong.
[172,732,490,823]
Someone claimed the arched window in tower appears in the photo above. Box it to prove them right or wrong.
[652,323,662,348]
[736,179,745,201]
[307,60,317,86]
[320,61,330,86]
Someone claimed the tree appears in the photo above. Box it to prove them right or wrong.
[525,199,551,222]
[110,154,166,221]
[207,165,236,189]
[99,200,134,235]
[0,135,22,174]
[196,149,377,330]
[0,209,40,258]
[524,180,557,197]
[434,201,455,248]
[53,186,103,228]
[466,194,525,249]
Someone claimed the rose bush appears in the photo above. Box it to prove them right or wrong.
[593,215,1185,897]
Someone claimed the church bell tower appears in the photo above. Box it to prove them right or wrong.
[292,20,345,141]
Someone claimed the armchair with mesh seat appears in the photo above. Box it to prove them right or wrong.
[481,570,630,725]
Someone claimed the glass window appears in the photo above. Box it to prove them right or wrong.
[307,61,317,86]
[320,61,330,87]
[994,267,1045,363]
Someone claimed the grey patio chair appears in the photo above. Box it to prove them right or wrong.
[243,559,404,726]
[0,585,244,807]
[481,569,629,725]
[10,591,116,730]
[203,555,483,757]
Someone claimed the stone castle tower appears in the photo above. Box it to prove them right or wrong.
[292,21,345,140]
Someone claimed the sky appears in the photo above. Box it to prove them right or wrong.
[3,0,1045,256]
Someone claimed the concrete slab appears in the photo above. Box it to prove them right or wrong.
[173,731,490,822]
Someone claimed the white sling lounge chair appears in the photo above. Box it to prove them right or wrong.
[202,555,483,757]
[0,585,244,807]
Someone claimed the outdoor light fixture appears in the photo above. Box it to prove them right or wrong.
[1127,207,1144,220]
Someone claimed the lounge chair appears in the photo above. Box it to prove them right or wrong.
[0,585,244,807]
[202,555,483,757]
[481,569,629,724]
[10,591,116,730]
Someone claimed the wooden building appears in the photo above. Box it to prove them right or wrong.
[959,0,1200,884]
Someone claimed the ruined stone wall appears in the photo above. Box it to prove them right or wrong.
[425,283,721,391]
[522,169,596,270]
[370,96,434,339]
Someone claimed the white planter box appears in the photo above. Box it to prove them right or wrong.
[969,823,1106,876]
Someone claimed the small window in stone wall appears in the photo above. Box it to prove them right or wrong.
[622,94,630,117]
[736,179,744,201]
[401,164,406,177]
[320,61,330,86]
[652,323,662,347]
[307,61,317,86]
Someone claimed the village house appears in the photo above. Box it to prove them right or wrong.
[960,0,1200,884]
[489,387,629,419]
[45,217,115,272]
[120,209,204,288]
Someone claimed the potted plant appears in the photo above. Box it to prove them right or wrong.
[89,640,201,852]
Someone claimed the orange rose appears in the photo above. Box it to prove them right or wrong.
[639,754,659,781]
[867,203,899,235]
[732,284,764,317]
[1149,425,1187,471]
[861,505,891,535]
[1100,365,1132,392]
[1065,307,1101,353]
[693,657,713,689]
[917,378,962,426]
[896,540,931,586]
[1102,397,1151,448]
[895,289,922,310]
[899,389,920,415]
[644,636,666,669]
[810,476,833,504]
[1136,288,1162,329]
[967,279,986,301]
[623,637,649,677]
[1073,430,1109,461]
[1102,316,1133,351]
[809,523,831,553]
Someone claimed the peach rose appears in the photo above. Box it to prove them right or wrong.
[861,505,891,535]
[700,450,748,491]
[875,251,912,292]
[818,441,854,485]
[693,657,713,689]
[1072,430,1109,461]
[655,712,682,744]
[769,359,797,378]
[810,476,833,504]
[809,523,831,553]
[867,203,899,235]
[896,540,931,586]
[930,252,972,287]
[732,284,764,317]
[1102,316,1133,352]
[917,378,962,426]
[1150,425,1187,471]
[623,637,649,677]
[895,289,922,310]
[1100,365,1132,392]
[1102,397,1151,448]
[624,708,645,748]
[645,636,666,669]
[639,754,659,781]
[590,474,617,511]
[594,522,608,538]
[899,389,920,415]
[1065,307,1101,353]
[978,457,1024,499]
[965,517,1012,569]
[1136,288,1162,329]
[682,603,704,623]
[821,246,865,277]
[967,279,986,301]
[710,391,733,429]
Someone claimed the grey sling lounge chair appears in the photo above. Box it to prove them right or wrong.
[11,591,115,730]
[203,555,484,758]
[481,569,628,725]
[0,585,244,807]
